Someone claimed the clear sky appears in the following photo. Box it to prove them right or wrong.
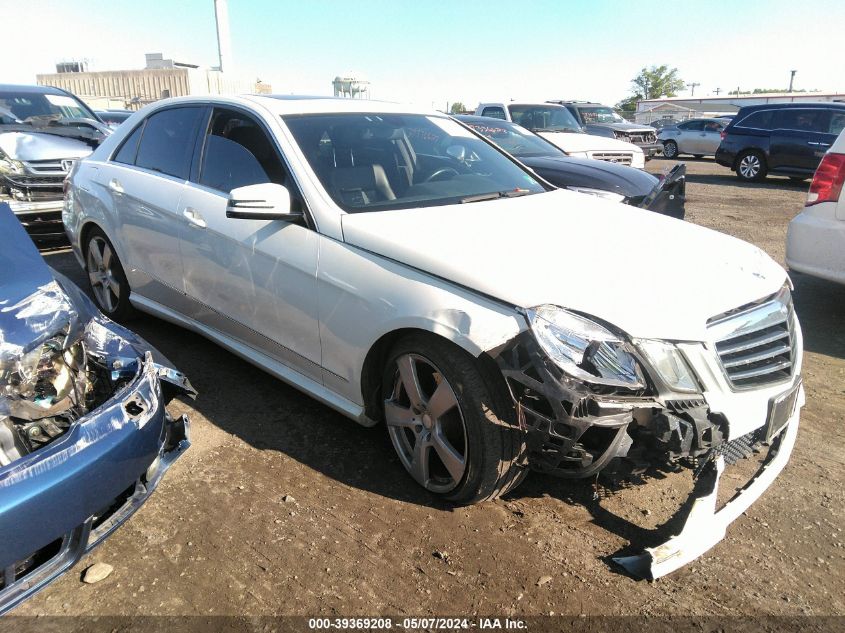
[4,0,844,109]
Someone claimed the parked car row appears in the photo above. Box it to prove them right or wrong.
[474,102,648,168]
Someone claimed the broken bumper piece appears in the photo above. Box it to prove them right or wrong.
[614,388,802,580]
[0,354,191,614]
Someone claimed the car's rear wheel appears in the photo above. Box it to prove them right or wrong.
[662,140,678,158]
[85,228,135,321]
[382,334,526,504]
[736,151,767,182]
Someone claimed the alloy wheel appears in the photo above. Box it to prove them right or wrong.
[663,141,677,158]
[86,236,121,313]
[739,154,761,179]
[385,353,468,493]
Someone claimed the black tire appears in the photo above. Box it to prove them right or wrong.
[381,333,527,504]
[663,140,678,158]
[84,227,136,321]
[735,150,767,182]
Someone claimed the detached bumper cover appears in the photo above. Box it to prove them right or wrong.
[0,353,191,614]
[640,163,686,219]
[614,384,803,580]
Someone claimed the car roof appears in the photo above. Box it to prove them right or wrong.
[142,94,442,117]
[737,102,845,113]
[0,83,68,95]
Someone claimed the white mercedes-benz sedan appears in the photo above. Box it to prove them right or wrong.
[64,95,804,578]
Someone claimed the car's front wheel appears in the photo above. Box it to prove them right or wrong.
[662,140,678,158]
[85,228,135,321]
[735,150,767,182]
[382,334,526,504]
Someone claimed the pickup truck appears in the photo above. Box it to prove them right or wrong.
[474,102,645,168]
[549,101,663,159]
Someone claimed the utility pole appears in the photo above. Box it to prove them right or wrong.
[788,70,797,92]
[687,82,700,96]
[713,87,722,96]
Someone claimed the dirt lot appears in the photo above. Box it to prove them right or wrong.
[15,158,845,620]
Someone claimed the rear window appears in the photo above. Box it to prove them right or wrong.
[481,106,506,120]
[135,107,204,179]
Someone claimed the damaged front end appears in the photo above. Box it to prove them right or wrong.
[491,295,802,579]
[0,203,195,612]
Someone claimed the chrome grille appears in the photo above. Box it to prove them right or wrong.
[708,289,796,389]
[627,132,656,144]
[588,152,633,166]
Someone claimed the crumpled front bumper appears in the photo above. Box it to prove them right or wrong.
[0,353,191,614]
[614,384,803,580]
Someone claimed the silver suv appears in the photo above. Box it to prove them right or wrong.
[0,84,110,241]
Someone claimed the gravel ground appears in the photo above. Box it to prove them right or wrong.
[12,158,845,620]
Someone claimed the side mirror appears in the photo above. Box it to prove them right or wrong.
[226,183,304,221]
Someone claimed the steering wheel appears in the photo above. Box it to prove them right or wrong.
[423,167,460,183]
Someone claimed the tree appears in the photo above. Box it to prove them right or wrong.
[449,102,466,114]
[615,95,639,113]
[631,65,685,100]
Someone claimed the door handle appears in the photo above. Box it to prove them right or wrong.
[807,141,831,147]
[182,207,207,229]
[109,178,124,194]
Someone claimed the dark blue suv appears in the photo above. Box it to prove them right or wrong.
[716,102,845,181]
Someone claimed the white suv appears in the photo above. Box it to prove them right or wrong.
[475,102,645,168]
[64,95,803,578]
[786,128,845,285]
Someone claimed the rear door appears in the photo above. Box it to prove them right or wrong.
[101,106,204,303]
[769,108,832,172]
[676,120,704,153]
[177,106,322,381]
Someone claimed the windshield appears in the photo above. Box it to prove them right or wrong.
[460,119,562,158]
[283,113,546,213]
[508,105,583,133]
[577,106,627,124]
[0,90,97,125]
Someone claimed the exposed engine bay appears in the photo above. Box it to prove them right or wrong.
[0,278,185,467]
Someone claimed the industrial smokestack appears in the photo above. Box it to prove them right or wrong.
[213,0,233,73]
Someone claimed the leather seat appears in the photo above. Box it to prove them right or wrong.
[331,165,396,207]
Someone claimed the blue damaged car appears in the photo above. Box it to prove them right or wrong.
[0,201,194,613]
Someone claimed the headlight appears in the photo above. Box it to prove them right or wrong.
[0,154,25,175]
[636,340,699,393]
[527,306,645,389]
[565,186,625,203]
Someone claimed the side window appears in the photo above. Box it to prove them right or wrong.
[830,112,845,136]
[481,106,506,120]
[773,109,830,133]
[678,121,704,131]
[198,108,285,193]
[736,110,774,130]
[113,123,144,165]
[135,107,204,179]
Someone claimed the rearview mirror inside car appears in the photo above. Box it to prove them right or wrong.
[226,183,304,221]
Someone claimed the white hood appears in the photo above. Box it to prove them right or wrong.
[340,190,787,342]
[0,131,93,161]
[538,131,643,155]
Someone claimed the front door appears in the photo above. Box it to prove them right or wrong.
[177,106,322,381]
